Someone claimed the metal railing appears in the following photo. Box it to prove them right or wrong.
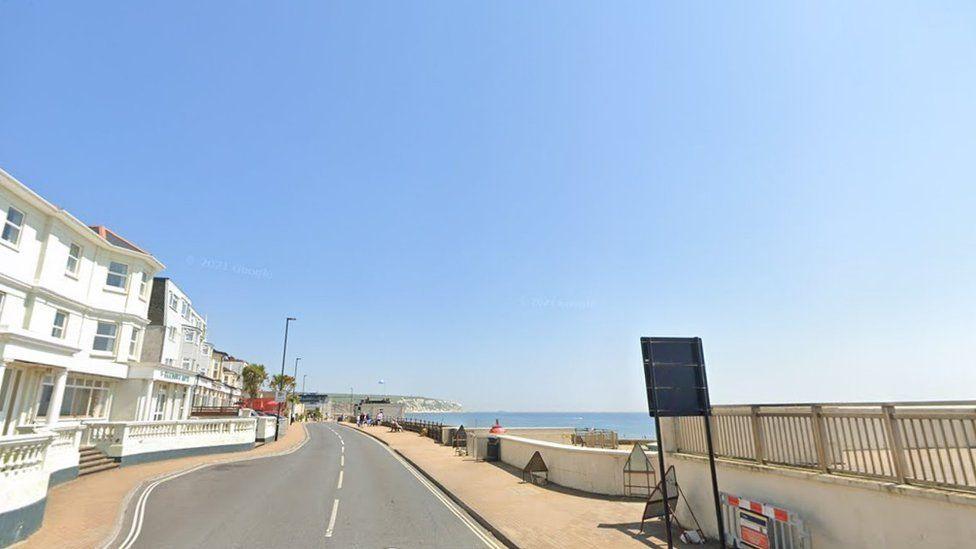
[673,401,976,493]
[401,418,446,443]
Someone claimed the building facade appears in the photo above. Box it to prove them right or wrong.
[0,168,165,434]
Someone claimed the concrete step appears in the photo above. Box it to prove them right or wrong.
[80,452,111,465]
[78,460,119,476]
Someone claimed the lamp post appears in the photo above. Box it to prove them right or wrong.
[302,374,307,394]
[274,317,296,442]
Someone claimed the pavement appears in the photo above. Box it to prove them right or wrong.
[20,422,308,549]
[111,422,501,548]
[351,424,721,549]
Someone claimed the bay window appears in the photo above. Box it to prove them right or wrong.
[93,321,118,352]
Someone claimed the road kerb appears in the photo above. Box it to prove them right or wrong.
[341,424,519,549]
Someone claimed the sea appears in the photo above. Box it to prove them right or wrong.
[407,411,656,440]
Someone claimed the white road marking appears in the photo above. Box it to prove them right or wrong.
[108,425,311,549]
[337,470,344,489]
[339,425,502,549]
[118,463,209,549]
[341,455,345,466]
[325,498,340,537]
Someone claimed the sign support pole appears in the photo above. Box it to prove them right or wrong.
[697,339,727,548]
[652,412,674,548]
[644,338,674,549]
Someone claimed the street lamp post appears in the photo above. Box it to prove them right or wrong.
[274,317,296,442]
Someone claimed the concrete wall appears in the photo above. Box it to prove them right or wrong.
[0,434,52,547]
[669,452,976,548]
[656,418,976,548]
[496,434,639,496]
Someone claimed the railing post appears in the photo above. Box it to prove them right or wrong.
[750,406,766,464]
[810,405,829,473]
[882,405,908,484]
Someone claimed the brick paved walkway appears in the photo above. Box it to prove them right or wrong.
[351,424,719,549]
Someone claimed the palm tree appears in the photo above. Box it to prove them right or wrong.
[242,364,268,399]
[270,374,296,392]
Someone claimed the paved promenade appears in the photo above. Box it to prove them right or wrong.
[20,423,308,549]
[352,424,719,549]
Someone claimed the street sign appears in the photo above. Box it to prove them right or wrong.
[641,337,709,417]
[274,391,287,403]
[639,336,725,549]
[738,508,770,549]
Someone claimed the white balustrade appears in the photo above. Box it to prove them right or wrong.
[0,434,53,519]
[82,418,257,463]
[15,424,84,482]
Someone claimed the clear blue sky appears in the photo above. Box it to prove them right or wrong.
[2,2,974,411]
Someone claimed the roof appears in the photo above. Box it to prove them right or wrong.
[0,167,165,270]
[88,225,148,254]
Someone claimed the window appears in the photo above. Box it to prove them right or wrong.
[37,375,111,419]
[2,206,24,246]
[184,328,195,342]
[92,321,118,352]
[181,357,192,369]
[169,292,178,310]
[164,358,174,366]
[66,243,82,275]
[167,326,177,341]
[129,327,141,357]
[139,272,150,298]
[0,291,5,317]
[51,310,68,339]
[106,262,129,289]
[181,300,189,318]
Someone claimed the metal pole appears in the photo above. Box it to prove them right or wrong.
[274,317,295,442]
[644,338,674,549]
[697,338,727,548]
[302,374,307,394]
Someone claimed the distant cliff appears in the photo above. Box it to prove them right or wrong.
[396,396,463,413]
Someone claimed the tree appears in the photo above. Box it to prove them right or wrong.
[270,374,296,392]
[242,364,267,399]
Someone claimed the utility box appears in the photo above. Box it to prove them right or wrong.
[486,436,501,462]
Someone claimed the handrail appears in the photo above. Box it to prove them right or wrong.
[674,402,976,494]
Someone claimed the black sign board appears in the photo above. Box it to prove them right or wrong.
[641,337,710,417]
[639,336,725,549]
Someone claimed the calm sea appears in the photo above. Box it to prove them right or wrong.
[408,411,656,440]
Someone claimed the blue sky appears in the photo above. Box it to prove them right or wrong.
[2,2,974,411]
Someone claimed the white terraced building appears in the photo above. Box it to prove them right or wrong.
[0,169,260,547]
[0,168,165,435]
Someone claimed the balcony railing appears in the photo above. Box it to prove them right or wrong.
[0,433,52,479]
[673,401,976,493]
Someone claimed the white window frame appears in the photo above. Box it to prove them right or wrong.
[129,327,141,357]
[181,300,189,319]
[66,243,82,277]
[167,326,177,342]
[106,262,129,291]
[183,328,195,343]
[139,272,150,299]
[92,321,119,353]
[169,291,178,310]
[181,357,192,369]
[2,206,25,247]
[51,310,69,339]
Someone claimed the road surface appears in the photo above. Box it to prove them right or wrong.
[110,422,500,549]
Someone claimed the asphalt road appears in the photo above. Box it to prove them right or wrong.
[111,422,500,549]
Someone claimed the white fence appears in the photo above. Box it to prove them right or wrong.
[0,433,52,525]
[16,423,84,483]
[83,418,257,464]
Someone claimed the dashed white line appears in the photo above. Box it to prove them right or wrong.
[325,498,340,537]
[340,455,345,467]
[337,470,344,489]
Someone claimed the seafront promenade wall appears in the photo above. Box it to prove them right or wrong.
[494,434,637,495]
[658,417,976,548]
